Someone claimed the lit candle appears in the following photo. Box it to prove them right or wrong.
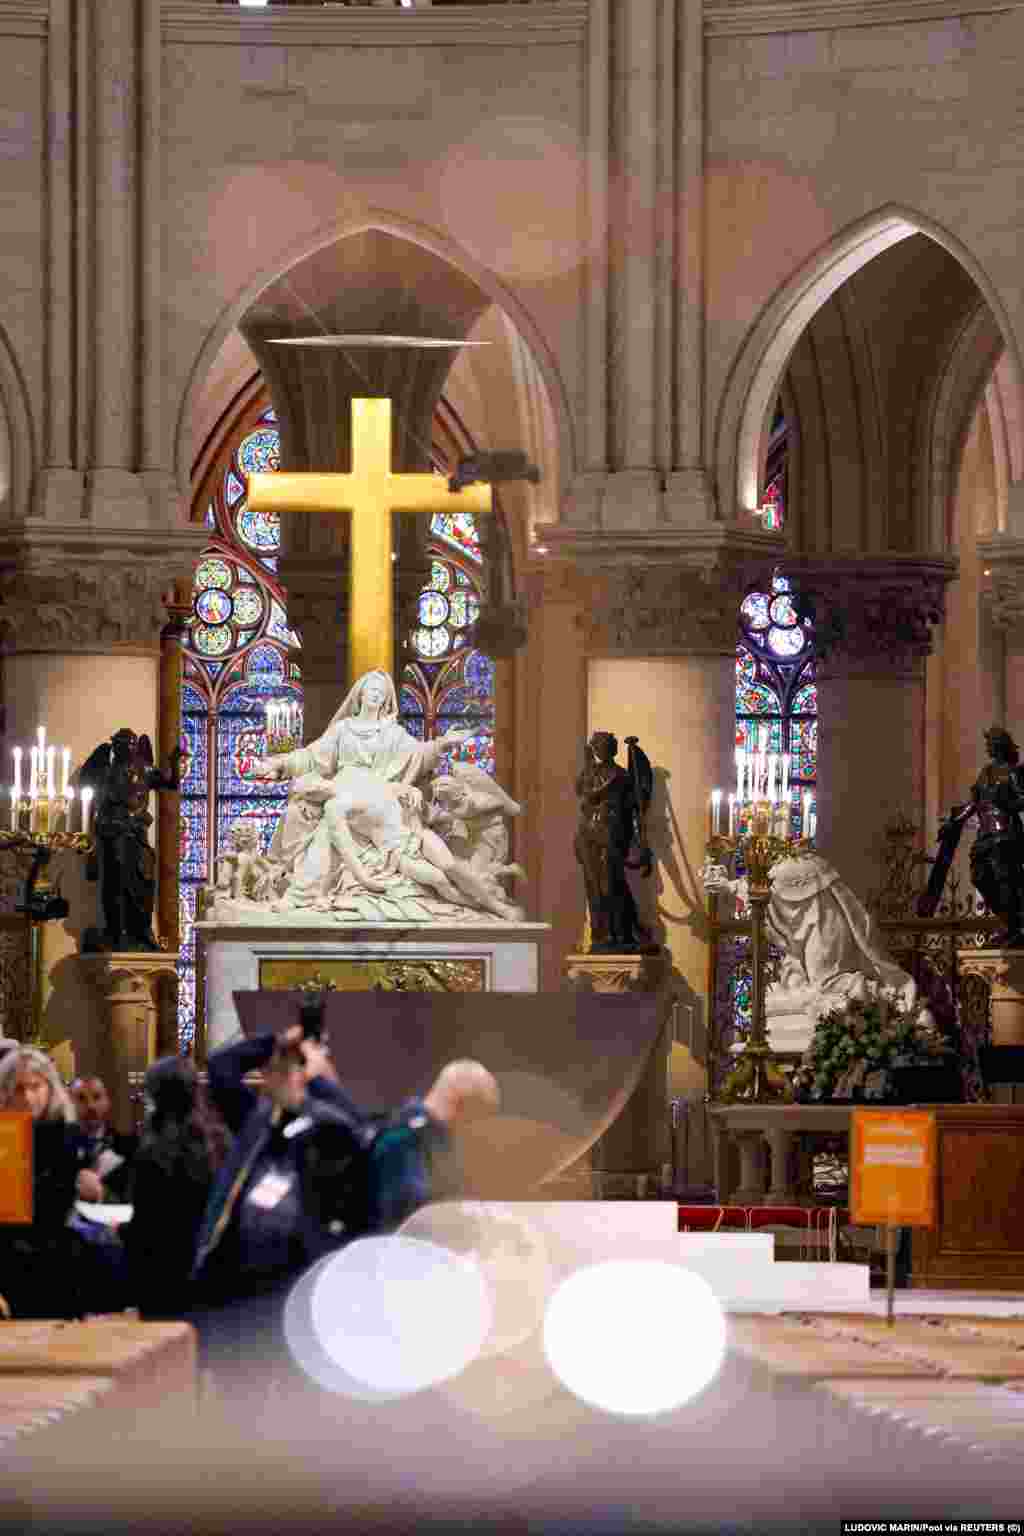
[61,747,70,796]
[46,745,55,800]
[12,746,21,800]
[8,786,15,832]
[802,791,812,840]
[37,726,45,779]
[734,747,744,804]
[767,754,778,803]
[64,787,75,834]
[29,746,38,798]
[711,789,722,836]
[781,753,790,800]
[727,792,736,838]
[809,796,817,841]
[81,786,94,836]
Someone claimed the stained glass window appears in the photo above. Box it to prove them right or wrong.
[736,574,817,839]
[399,536,495,777]
[178,403,299,1050]
[757,396,788,531]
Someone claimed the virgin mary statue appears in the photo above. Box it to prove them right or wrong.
[258,668,480,914]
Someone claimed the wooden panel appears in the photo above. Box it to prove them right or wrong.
[911,1106,1024,1289]
[0,1321,196,1410]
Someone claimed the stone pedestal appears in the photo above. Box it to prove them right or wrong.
[197,920,551,1060]
[565,948,670,1198]
[958,949,1024,1046]
[77,952,180,1134]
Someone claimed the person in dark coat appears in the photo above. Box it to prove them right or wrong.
[0,1047,87,1319]
[189,1027,498,1393]
[119,1056,224,1319]
[70,1075,139,1203]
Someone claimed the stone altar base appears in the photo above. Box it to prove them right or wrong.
[195,919,550,1059]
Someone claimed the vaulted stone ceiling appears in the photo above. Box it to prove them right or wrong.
[240,230,490,472]
[783,234,1001,554]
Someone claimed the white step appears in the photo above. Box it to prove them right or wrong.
[462,1204,870,1315]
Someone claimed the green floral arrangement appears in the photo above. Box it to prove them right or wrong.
[793,992,951,1102]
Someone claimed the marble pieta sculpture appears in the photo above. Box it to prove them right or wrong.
[205,669,525,925]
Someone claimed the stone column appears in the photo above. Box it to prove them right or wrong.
[557,532,777,1184]
[0,535,206,1075]
[782,556,956,904]
[732,1132,767,1205]
[979,540,1024,747]
[78,954,180,1134]
[568,0,714,532]
[521,563,588,990]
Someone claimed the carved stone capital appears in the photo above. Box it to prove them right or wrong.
[0,525,209,655]
[978,536,1024,634]
[527,524,783,657]
[564,950,667,994]
[956,946,1024,1048]
[778,554,956,678]
[78,951,179,1003]
[580,562,753,657]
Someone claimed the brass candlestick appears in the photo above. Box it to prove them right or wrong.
[707,802,812,1103]
[0,829,95,1041]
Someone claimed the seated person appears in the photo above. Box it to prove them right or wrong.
[189,1027,499,1386]
[71,1075,138,1204]
[0,1047,87,1319]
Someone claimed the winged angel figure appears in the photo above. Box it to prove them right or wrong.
[79,729,181,952]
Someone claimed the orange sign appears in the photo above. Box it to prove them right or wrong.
[850,1109,936,1228]
[0,1112,32,1224]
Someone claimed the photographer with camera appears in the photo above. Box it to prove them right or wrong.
[188,996,498,1392]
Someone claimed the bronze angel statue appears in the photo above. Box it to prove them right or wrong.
[79,728,181,953]
[574,731,654,953]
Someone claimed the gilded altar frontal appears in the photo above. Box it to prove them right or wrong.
[258,958,486,995]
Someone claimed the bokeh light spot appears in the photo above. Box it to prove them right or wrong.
[542,1262,726,1418]
[307,1235,492,1398]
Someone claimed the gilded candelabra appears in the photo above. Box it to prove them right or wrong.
[706,783,814,1103]
[0,828,95,1040]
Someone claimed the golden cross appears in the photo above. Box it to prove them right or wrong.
[246,398,492,683]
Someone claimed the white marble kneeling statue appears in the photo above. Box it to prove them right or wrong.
[703,851,921,1052]
[205,669,526,926]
